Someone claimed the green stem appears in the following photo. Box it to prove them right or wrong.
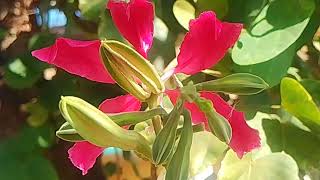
[147,94,162,180]
[147,94,162,135]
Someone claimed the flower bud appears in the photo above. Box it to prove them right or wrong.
[100,40,164,101]
[59,96,152,159]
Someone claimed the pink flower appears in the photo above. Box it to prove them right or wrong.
[107,0,154,58]
[32,38,115,83]
[67,94,141,175]
[32,0,259,173]
[166,90,260,158]
[174,12,243,75]
[68,142,104,175]
[32,0,154,82]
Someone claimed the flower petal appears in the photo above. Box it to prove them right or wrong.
[107,0,154,57]
[99,94,141,113]
[200,92,260,158]
[166,90,206,124]
[32,37,114,83]
[166,89,260,158]
[174,11,242,75]
[68,141,104,175]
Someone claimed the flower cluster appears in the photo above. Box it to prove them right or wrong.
[32,0,260,175]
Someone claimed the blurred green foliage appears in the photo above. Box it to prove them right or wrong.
[0,0,319,179]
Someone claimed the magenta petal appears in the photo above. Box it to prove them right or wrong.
[68,142,104,175]
[166,90,260,158]
[200,92,260,158]
[99,94,141,114]
[31,37,115,83]
[174,11,243,75]
[166,90,206,125]
[107,0,154,57]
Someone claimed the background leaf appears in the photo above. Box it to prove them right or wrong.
[232,0,315,65]
[281,77,320,133]
[217,151,299,180]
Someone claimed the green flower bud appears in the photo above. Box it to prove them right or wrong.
[100,40,164,101]
[59,96,152,160]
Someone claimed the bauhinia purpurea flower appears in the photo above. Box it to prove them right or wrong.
[32,0,262,176]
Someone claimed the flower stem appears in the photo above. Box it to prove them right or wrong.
[147,94,162,180]
[151,164,157,180]
[147,94,162,135]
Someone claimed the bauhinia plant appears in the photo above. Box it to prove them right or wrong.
[31,0,269,179]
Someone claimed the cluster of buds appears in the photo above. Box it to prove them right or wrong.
[32,0,269,178]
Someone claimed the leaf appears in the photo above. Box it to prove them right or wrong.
[0,126,58,180]
[234,43,295,87]
[152,99,184,165]
[4,57,42,89]
[189,132,228,176]
[232,0,315,65]
[28,33,56,51]
[59,96,152,160]
[172,0,195,30]
[0,153,58,180]
[195,73,269,95]
[217,151,299,180]
[263,118,320,170]
[22,101,49,127]
[301,79,320,106]
[165,110,193,180]
[78,0,105,21]
[195,0,228,19]
[98,11,123,40]
[281,78,320,133]
[194,97,232,143]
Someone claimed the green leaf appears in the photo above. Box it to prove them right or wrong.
[4,57,42,89]
[0,126,58,180]
[23,101,49,127]
[263,118,320,170]
[189,132,228,176]
[78,0,105,21]
[234,43,295,87]
[301,79,320,106]
[0,153,58,180]
[59,96,152,160]
[281,77,320,133]
[98,11,123,40]
[194,97,232,143]
[172,0,195,30]
[28,33,56,51]
[166,110,193,180]
[195,73,269,95]
[232,0,315,65]
[217,151,299,180]
[195,0,228,18]
[152,99,184,165]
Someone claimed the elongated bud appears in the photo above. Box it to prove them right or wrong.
[56,122,84,142]
[195,73,269,95]
[194,97,232,143]
[59,96,152,160]
[100,40,164,101]
[56,107,167,142]
[152,99,184,165]
[180,83,232,143]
